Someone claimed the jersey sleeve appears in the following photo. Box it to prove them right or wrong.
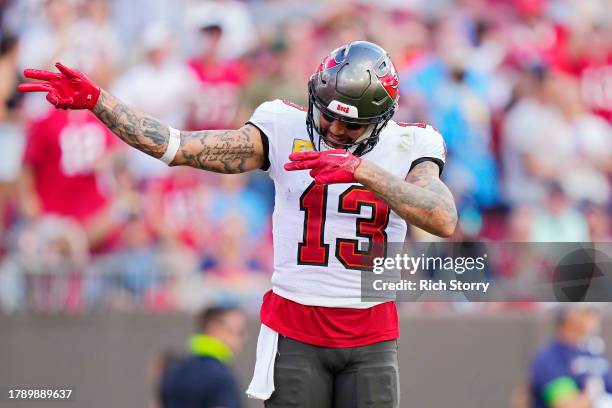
[247,99,303,179]
[409,125,447,175]
[247,100,278,175]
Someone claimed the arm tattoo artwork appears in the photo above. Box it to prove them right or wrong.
[357,160,458,237]
[406,161,457,224]
[92,91,170,158]
[177,127,256,174]
[92,91,259,173]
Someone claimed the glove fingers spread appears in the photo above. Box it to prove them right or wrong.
[18,82,55,93]
[55,62,79,78]
[20,62,100,110]
[23,69,62,81]
[284,159,319,171]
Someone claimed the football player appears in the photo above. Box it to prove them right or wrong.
[19,41,457,407]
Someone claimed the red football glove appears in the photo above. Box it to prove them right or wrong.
[284,149,362,184]
[18,62,100,110]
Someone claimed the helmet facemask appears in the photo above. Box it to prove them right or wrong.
[307,80,395,156]
[310,104,376,153]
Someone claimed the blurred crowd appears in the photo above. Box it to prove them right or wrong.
[0,0,610,313]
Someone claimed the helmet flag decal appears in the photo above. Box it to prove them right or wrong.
[316,55,339,73]
[327,100,359,118]
[378,63,399,100]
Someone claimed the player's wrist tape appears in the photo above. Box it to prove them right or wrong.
[160,127,181,165]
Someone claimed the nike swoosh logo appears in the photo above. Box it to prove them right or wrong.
[328,153,350,158]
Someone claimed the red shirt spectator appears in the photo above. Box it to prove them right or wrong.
[185,25,248,130]
[22,109,118,222]
[186,57,248,130]
[555,24,612,121]
[146,168,213,250]
[562,55,612,122]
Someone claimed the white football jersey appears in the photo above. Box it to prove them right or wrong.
[248,99,446,308]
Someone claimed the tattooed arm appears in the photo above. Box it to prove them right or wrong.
[18,64,263,172]
[92,90,264,173]
[355,160,457,237]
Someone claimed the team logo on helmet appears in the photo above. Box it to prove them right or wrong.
[377,62,399,101]
[316,54,339,73]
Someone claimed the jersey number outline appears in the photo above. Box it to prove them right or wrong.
[297,182,390,270]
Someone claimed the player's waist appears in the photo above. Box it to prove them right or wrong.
[260,290,399,347]
[272,286,381,309]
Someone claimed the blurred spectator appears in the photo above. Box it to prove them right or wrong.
[0,30,24,250]
[111,0,183,59]
[19,108,124,250]
[0,215,89,313]
[557,14,612,121]
[400,15,500,211]
[16,0,122,123]
[435,49,499,209]
[507,206,534,242]
[530,183,590,242]
[530,305,612,407]
[502,66,572,207]
[72,0,122,87]
[208,174,268,239]
[183,0,256,60]
[584,203,612,242]
[505,0,567,69]
[0,31,22,121]
[111,20,193,122]
[87,215,160,311]
[185,22,249,131]
[161,305,246,408]
[318,3,368,49]
[17,0,120,82]
[201,214,267,279]
[111,20,197,182]
[146,167,214,251]
[548,73,611,205]
[16,0,78,71]
[149,348,184,408]
[240,17,318,114]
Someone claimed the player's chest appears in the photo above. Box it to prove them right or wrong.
[275,170,392,234]
[274,173,402,269]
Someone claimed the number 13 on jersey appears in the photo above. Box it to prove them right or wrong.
[297,182,390,270]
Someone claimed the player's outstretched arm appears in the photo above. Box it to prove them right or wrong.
[18,62,264,174]
[93,90,264,173]
[355,160,457,237]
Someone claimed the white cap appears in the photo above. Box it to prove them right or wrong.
[141,21,173,51]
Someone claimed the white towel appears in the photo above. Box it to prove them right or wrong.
[246,324,279,400]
